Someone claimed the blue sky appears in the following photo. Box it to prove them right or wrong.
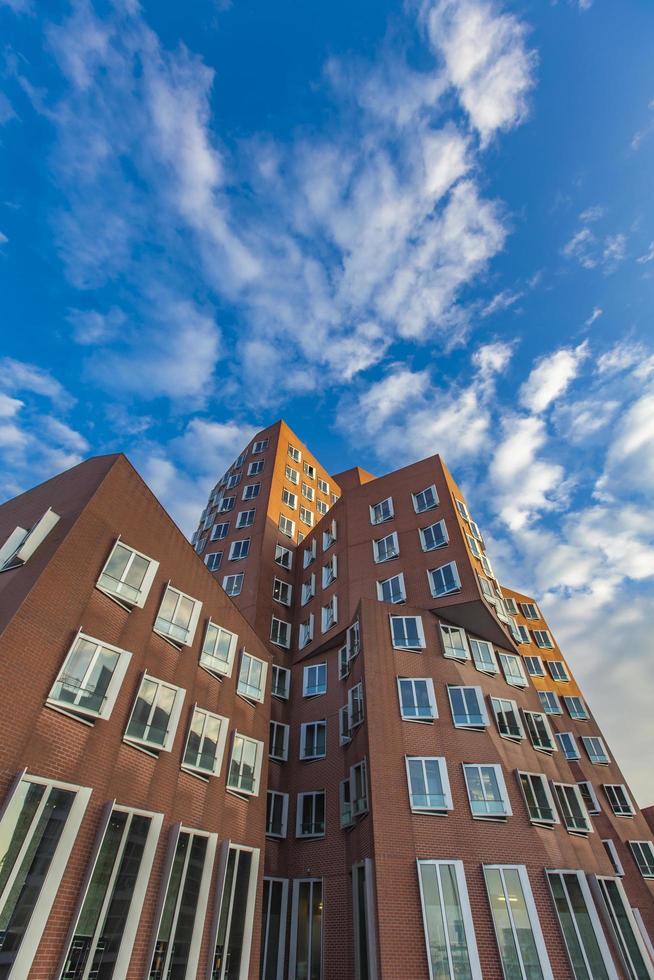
[1,0,653,802]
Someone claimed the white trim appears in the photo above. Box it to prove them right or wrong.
[153,583,202,647]
[96,537,159,608]
[546,869,619,980]
[207,842,260,980]
[416,859,482,980]
[462,763,512,820]
[602,839,625,876]
[484,864,554,980]
[390,615,426,650]
[181,705,229,777]
[236,651,268,704]
[14,507,60,563]
[47,631,132,722]
[397,676,438,723]
[405,756,453,813]
[516,770,560,826]
[124,673,186,753]
[200,620,239,679]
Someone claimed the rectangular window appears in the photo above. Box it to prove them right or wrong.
[321,595,338,633]
[377,572,406,604]
[299,614,314,650]
[491,697,524,740]
[218,495,235,513]
[237,652,268,703]
[348,683,365,729]
[303,462,316,480]
[0,774,92,976]
[200,621,238,679]
[301,574,316,607]
[154,585,202,647]
[373,531,399,563]
[578,781,601,815]
[288,444,301,463]
[296,792,325,837]
[546,870,615,980]
[484,865,552,980]
[260,878,289,980]
[370,497,394,524]
[226,473,240,490]
[480,555,495,579]
[419,519,448,552]
[149,828,217,980]
[222,573,244,597]
[417,860,482,980]
[467,533,482,559]
[553,783,593,834]
[229,538,250,561]
[595,876,653,980]
[317,478,329,494]
[547,660,569,682]
[299,506,314,527]
[524,655,545,676]
[316,499,328,516]
[285,464,299,484]
[515,623,530,644]
[533,629,554,649]
[300,721,326,760]
[273,577,292,606]
[564,696,589,720]
[339,704,352,746]
[470,638,498,674]
[182,706,228,776]
[539,691,562,715]
[454,498,470,521]
[413,485,438,513]
[279,515,295,538]
[498,652,528,687]
[390,615,426,650]
[210,844,259,979]
[211,522,230,540]
[322,519,337,550]
[629,841,654,878]
[266,792,289,838]
[556,732,580,760]
[301,483,315,502]
[304,539,317,568]
[124,674,185,753]
[270,617,291,649]
[97,539,159,608]
[252,438,269,453]
[523,711,556,753]
[236,509,255,528]
[518,771,558,825]
[227,733,264,796]
[520,602,540,619]
[448,686,488,728]
[406,757,452,813]
[274,544,293,569]
[463,764,512,820]
[247,460,264,476]
[603,784,635,817]
[322,554,337,588]
[271,665,290,700]
[440,624,470,661]
[340,778,353,827]
[303,663,327,697]
[47,632,132,722]
[269,721,289,762]
[581,736,609,765]
[428,561,461,597]
[289,879,322,980]
[602,839,625,876]
[347,620,361,659]
[398,677,438,722]
[204,551,223,571]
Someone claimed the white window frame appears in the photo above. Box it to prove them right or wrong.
[547,660,569,682]
[397,677,438,723]
[520,602,540,619]
[372,531,399,563]
[96,538,159,608]
[303,461,316,480]
[299,505,314,527]
[416,860,482,980]
[578,781,602,815]
[301,572,316,605]
[200,621,238,679]
[428,561,461,598]
[211,522,230,541]
[279,514,295,539]
[204,551,223,571]
[369,497,394,525]
[272,577,293,607]
[348,682,365,729]
[247,460,264,476]
[517,771,559,826]
[47,631,132,722]
[252,438,268,454]
[318,478,329,494]
[581,736,609,765]
[524,655,545,677]
[538,691,563,715]
[412,485,438,513]
[303,663,327,698]
[236,509,255,529]
[269,721,290,763]
[405,756,453,813]
[271,664,290,700]
[222,572,244,597]
[484,864,554,980]
[285,464,299,485]
[490,697,524,741]
[299,721,327,761]
[469,638,498,674]
[545,870,618,980]
[467,533,482,559]
[418,519,448,552]
[553,782,594,835]
[564,695,589,720]
[237,651,268,704]
[447,685,488,729]
[533,629,554,649]
[603,784,635,817]
[295,791,325,838]
[226,732,264,797]
[322,519,337,550]
[498,652,528,688]
[228,538,250,561]
[376,572,406,604]
[440,624,470,661]
[390,615,426,651]
[303,539,317,568]
[301,482,315,502]
[628,841,654,879]
[0,507,60,571]
[321,595,338,633]
[124,673,186,754]
[266,791,289,838]
[299,614,314,650]
[270,617,291,649]
[602,839,625,877]
[556,732,580,760]
[454,498,470,522]
[288,444,301,463]
[523,710,556,753]
[153,584,202,648]
[182,706,229,777]
[463,763,512,820]
[322,554,337,588]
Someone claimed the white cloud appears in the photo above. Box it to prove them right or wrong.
[584,306,602,327]
[67,307,125,345]
[563,225,627,274]
[480,287,523,317]
[579,204,604,222]
[0,231,8,244]
[519,341,588,414]
[636,241,654,264]
[599,384,654,495]
[0,358,74,409]
[596,341,646,376]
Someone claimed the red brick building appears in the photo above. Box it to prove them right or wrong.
[1,421,653,980]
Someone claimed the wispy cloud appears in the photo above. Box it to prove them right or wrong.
[519,341,588,414]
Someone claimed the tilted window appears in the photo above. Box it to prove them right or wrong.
[405,756,452,813]
[200,621,238,678]
[440,624,470,661]
[237,652,268,703]
[48,632,132,722]
[97,539,159,608]
[463,764,512,820]
[517,771,558,826]
[412,485,438,513]
[419,520,448,552]
[448,686,488,728]
[553,783,593,835]
[491,697,524,741]
[390,615,426,650]
[124,674,186,753]
[227,733,264,796]
[182,707,228,776]
[397,677,438,722]
[428,561,461,597]
[154,585,202,647]
[370,497,394,524]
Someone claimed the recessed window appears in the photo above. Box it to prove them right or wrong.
[299,505,313,527]
[547,660,569,682]
[440,624,470,661]
[412,485,438,513]
[303,663,327,697]
[270,617,291,648]
[556,732,580,760]
[417,861,481,979]
[211,522,230,540]
[96,539,159,608]
[248,460,264,476]
[317,477,329,494]
[296,792,325,838]
[200,621,238,679]
[602,839,625,876]
[300,721,326,760]
[252,438,269,453]
[303,539,317,568]
[274,544,293,569]
[520,602,540,620]
[288,444,301,463]
[322,554,337,588]
[578,781,601,815]
[321,595,338,633]
[316,499,328,515]
[47,632,132,722]
[322,519,337,550]
[454,498,469,522]
[279,515,295,539]
[303,461,316,480]
[538,691,562,715]
[182,707,228,776]
[154,585,202,647]
[553,783,593,835]
[269,721,289,762]
[428,561,461,597]
[581,736,609,765]
[266,791,289,838]
[448,686,487,728]
[469,638,498,674]
[533,629,554,649]
[299,614,314,649]
[419,520,448,552]
[0,507,60,572]
[229,539,250,561]
[405,756,452,813]
[204,551,222,571]
[490,697,524,741]
[498,652,528,688]
[377,572,406,604]
[236,509,255,529]
[524,655,545,677]
[484,865,552,979]
[348,682,364,729]
[397,677,438,722]
[273,577,292,606]
[463,764,512,820]
[373,531,399,563]
[517,771,559,825]
[370,497,394,524]
[628,841,654,878]
[339,703,352,746]
[603,784,635,817]
[271,665,290,700]
[523,710,556,753]
[390,615,426,650]
[301,482,315,502]
[222,573,244,597]
[227,733,264,796]
[514,623,530,644]
[237,652,268,703]
[285,464,299,485]
[124,674,186,753]
[347,620,361,659]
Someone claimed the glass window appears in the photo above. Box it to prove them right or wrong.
[370,497,394,524]
[182,707,228,776]
[200,621,238,679]
[222,573,244,597]
[218,496,235,513]
[289,879,322,980]
[440,624,470,661]
[227,734,264,796]
[463,764,512,819]
[279,515,295,538]
[285,464,299,484]
[428,561,461,597]
[419,520,448,552]
[204,552,223,571]
[539,691,562,714]
[269,721,289,763]
[242,483,260,501]
[274,544,293,569]
[124,675,185,752]
[533,630,554,649]
[578,782,601,815]
[299,615,314,650]
[247,461,264,476]
[595,876,653,980]
[236,509,255,528]
[470,638,497,674]
[484,865,552,980]
[412,485,438,513]
[318,478,329,494]
[523,711,556,752]
[556,733,580,760]
[498,652,528,687]
[377,573,406,604]
[266,792,288,838]
[581,737,609,765]
[603,784,635,817]
[296,792,325,837]
[271,665,290,699]
[628,841,654,879]
[270,617,291,648]
[553,783,593,834]
[466,533,482,559]
[520,602,540,620]
[237,652,268,703]
[321,596,338,633]
[454,498,470,521]
[351,760,369,817]
[322,555,337,587]
[524,655,545,676]
[546,870,613,980]
[340,778,353,828]
[564,696,589,721]
[397,677,437,722]
[391,615,426,650]
[252,439,269,453]
[48,632,132,722]
[303,664,327,697]
[448,686,487,728]
[97,540,159,608]
[303,462,315,479]
[211,523,230,540]
[518,772,558,825]
[602,839,625,877]
[301,573,316,605]
[417,860,482,980]
[348,683,364,729]
[548,660,569,682]
[211,845,259,979]
[273,577,292,606]
[229,539,250,561]
[154,585,202,647]
[491,697,524,740]
[260,878,289,980]
[373,532,399,563]
[405,757,452,812]
[300,721,326,760]
[299,506,314,527]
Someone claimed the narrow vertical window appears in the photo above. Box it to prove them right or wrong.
[484,865,553,980]
[260,878,289,980]
[210,845,259,980]
[546,871,614,980]
[289,879,323,980]
[417,860,482,980]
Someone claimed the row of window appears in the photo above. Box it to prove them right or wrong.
[266,760,369,839]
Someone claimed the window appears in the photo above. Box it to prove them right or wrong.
[211,522,230,540]
[340,778,353,827]
[226,473,241,490]
[303,461,315,480]
[546,870,616,980]
[266,792,289,838]
[316,499,328,516]
[154,585,202,647]
[517,771,558,825]
[322,519,337,550]
[303,540,317,568]
[533,629,554,649]
[564,696,589,720]
[602,839,625,876]
[271,665,290,700]
[553,783,593,834]
[440,624,470,661]
[413,485,438,513]
[299,614,314,649]
[406,757,452,813]
[419,519,448,552]
[348,682,364,728]
[538,691,562,715]
[321,595,338,633]
[370,497,394,524]
[377,572,406,604]
[288,444,301,463]
[523,710,556,752]
[467,534,482,559]
[520,602,540,619]
[582,736,609,765]
[296,792,325,837]
[248,460,264,476]
[470,638,498,674]
[347,620,361,659]
[218,495,235,513]
[273,577,292,606]
[270,617,291,648]
[47,632,132,722]
[229,538,250,561]
[236,509,255,528]
[289,879,323,980]
[322,554,337,587]
[498,652,528,687]
[303,663,327,697]
[484,865,552,980]
[448,686,487,728]
[298,506,312,527]
[318,478,329,494]
[454,498,469,521]
[210,845,259,979]
[227,733,264,795]
[252,438,269,453]
[491,697,524,741]
[261,878,288,980]
[595,876,653,980]
[463,764,512,820]
[339,646,350,681]
[0,507,61,572]
[629,841,654,878]
[222,573,244,596]
[96,539,159,608]
[428,561,461,597]
[416,860,482,980]
[547,660,569,682]
[269,721,289,762]
[237,652,268,703]
[0,773,91,976]
[274,543,292,569]
[390,615,426,650]
[373,531,399,563]
[514,623,530,644]
[603,784,635,816]
[339,704,352,747]
[279,514,295,538]
[200,621,238,679]
[64,805,162,980]
[204,551,223,571]
[482,559,496,581]
[556,732,580,760]
[301,483,314,503]
[397,677,437,722]
[300,721,326,760]
[578,781,601,815]
[524,655,545,676]
[124,674,185,753]
[350,760,369,818]
[182,707,228,776]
